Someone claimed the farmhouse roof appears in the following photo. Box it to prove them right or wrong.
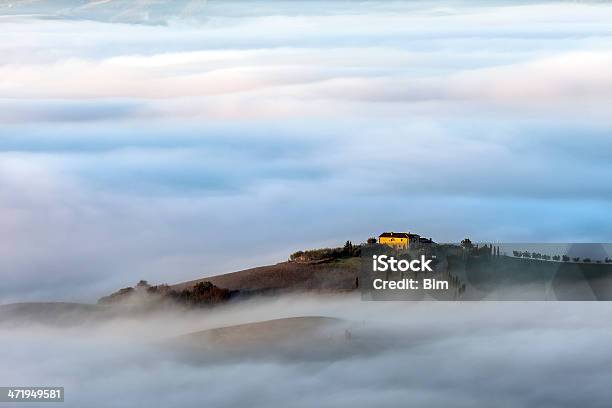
[379,232,420,239]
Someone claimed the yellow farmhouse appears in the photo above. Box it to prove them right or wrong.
[378,232,420,249]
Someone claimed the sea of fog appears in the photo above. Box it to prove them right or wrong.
[1,294,611,407]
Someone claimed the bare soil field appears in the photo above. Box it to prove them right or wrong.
[171,259,359,294]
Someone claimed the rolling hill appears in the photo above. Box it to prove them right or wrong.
[170,258,360,294]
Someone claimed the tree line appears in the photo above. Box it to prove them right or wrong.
[98,280,231,307]
[289,241,361,262]
[512,251,612,264]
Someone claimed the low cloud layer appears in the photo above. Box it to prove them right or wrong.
[2,1,612,302]
[1,296,612,407]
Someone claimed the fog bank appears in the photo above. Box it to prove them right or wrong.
[1,295,611,407]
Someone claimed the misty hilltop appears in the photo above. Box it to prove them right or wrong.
[98,252,360,308]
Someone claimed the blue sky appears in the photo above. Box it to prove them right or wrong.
[1,0,612,301]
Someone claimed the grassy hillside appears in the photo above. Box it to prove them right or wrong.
[171,258,360,294]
